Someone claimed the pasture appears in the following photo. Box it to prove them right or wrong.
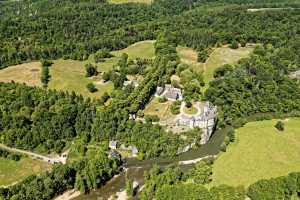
[211,118,300,187]
[0,157,51,186]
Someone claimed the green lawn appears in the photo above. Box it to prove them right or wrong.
[144,97,173,121]
[212,118,300,187]
[183,106,198,115]
[0,157,51,186]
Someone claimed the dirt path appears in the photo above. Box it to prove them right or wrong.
[54,190,81,200]
[0,144,67,164]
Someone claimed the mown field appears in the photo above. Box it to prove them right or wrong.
[0,157,51,186]
[177,45,255,87]
[0,62,41,86]
[212,118,300,187]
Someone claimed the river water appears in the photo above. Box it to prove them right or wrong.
[74,129,226,200]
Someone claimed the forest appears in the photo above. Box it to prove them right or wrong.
[0,0,299,68]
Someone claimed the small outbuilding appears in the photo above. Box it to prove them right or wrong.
[109,140,118,150]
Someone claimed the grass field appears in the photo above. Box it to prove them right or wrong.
[0,157,51,186]
[177,45,255,87]
[203,46,254,85]
[49,41,155,98]
[108,0,152,4]
[48,59,114,99]
[212,118,300,187]
[111,40,155,59]
[0,62,41,86]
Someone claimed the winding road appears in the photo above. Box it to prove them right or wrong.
[0,144,67,164]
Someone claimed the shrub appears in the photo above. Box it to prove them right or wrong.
[275,121,284,131]
[229,40,239,49]
[170,101,181,115]
[158,96,167,103]
[85,63,97,77]
[94,49,113,63]
[86,83,97,93]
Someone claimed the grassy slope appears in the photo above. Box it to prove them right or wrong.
[203,46,255,85]
[177,46,255,88]
[49,40,155,98]
[0,62,42,86]
[111,40,155,59]
[212,118,300,187]
[48,59,114,99]
[0,157,51,186]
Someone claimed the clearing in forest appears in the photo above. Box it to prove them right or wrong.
[0,157,51,186]
[111,40,155,59]
[177,45,255,87]
[211,118,300,187]
[0,62,42,86]
[48,59,114,99]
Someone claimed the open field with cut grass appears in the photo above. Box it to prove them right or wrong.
[212,118,300,187]
[0,62,41,86]
[144,97,174,120]
[0,157,51,186]
[111,40,155,59]
[177,45,255,87]
[108,0,152,4]
[48,59,114,99]
[203,46,255,85]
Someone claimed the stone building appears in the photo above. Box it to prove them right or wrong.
[176,102,217,144]
[155,84,183,101]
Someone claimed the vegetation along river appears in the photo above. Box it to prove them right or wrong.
[73,129,226,200]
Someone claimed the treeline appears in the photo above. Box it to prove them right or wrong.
[0,148,22,161]
[0,151,121,200]
[0,83,95,153]
[139,161,245,200]
[248,172,300,200]
[139,161,300,200]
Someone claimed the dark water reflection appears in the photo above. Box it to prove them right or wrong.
[74,129,225,200]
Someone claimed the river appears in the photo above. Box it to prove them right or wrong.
[73,129,226,200]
